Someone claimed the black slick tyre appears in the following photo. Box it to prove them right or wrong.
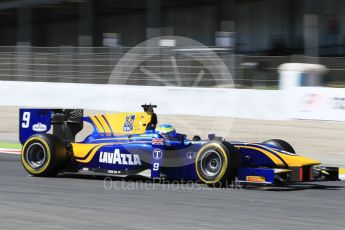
[195,141,239,187]
[21,134,66,176]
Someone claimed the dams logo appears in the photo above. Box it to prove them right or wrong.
[123,115,135,132]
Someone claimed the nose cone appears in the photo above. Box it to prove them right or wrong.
[276,151,321,167]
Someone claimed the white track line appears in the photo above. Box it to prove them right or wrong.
[0,148,21,155]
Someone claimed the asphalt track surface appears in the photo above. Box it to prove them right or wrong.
[1,153,345,230]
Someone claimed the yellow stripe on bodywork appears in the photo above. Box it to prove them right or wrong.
[339,168,345,174]
[72,143,104,164]
[87,112,153,135]
[90,116,105,133]
[103,112,152,134]
[242,144,321,167]
[71,143,100,159]
[76,145,103,163]
[72,142,119,164]
[97,115,112,135]
[238,146,285,166]
[272,150,321,167]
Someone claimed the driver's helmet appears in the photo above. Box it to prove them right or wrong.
[156,123,176,139]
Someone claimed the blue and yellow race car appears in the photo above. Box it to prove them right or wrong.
[19,104,339,187]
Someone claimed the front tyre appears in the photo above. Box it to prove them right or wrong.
[21,134,66,177]
[195,141,239,187]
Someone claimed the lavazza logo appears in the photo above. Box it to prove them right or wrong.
[99,149,142,165]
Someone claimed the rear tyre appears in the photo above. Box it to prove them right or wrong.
[21,134,67,177]
[263,139,295,154]
[195,141,239,187]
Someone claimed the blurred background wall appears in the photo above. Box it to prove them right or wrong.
[0,0,343,54]
[0,0,345,88]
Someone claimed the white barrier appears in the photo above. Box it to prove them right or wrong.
[0,81,285,120]
[3,81,344,121]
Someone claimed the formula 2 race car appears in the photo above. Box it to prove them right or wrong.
[19,104,339,187]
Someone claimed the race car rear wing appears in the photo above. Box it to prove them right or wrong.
[19,109,83,145]
[19,104,156,144]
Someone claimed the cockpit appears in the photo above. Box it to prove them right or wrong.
[155,123,184,141]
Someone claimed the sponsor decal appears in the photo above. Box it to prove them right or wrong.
[152,148,163,160]
[298,93,324,111]
[340,168,345,181]
[246,176,266,182]
[99,149,142,165]
[32,122,47,132]
[186,152,196,159]
[123,115,135,132]
[107,170,121,174]
[298,92,345,112]
[333,97,345,110]
[301,94,345,111]
[152,138,165,145]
